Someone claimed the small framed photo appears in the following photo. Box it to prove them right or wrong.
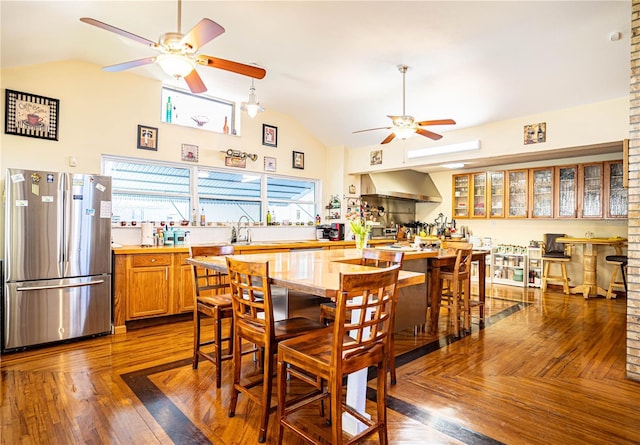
[181,144,199,162]
[292,151,304,169]
[370,149,382,166]
[524,122,546,145]
[262,124,277,147]
[137,125,158,150]
[264,156,277,172]
[5,89,60,141]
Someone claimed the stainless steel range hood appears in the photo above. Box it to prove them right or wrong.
[361,170,442,203]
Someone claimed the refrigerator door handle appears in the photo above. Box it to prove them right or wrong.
[16,279,105,292]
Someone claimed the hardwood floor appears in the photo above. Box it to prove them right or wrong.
[2,284,639,444]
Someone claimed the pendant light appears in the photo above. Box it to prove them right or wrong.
[240,79,264,118]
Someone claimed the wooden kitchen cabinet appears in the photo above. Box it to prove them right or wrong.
[471,172,487,218]
[604,160,628,218]
[126,253,173,319]
[528,167,554,218]
[452,174,470,218]
[554,165,578,218]
[176,253,195,313]
[488,171,505,218]
[506,169,528,218]
[579,162,603,218]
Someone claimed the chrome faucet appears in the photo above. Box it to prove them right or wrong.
[237,215,250,243]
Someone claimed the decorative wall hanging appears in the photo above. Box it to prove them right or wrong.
[262,124,277,147]
[370,149,382,165]
[181,144,199,162]
[221,149,258,161]
[264,156,277,172]
[137,125,158,150]
[5,89,59,141]
[524,122,546,145]
[225,157,246,168]
[292,151,304,169]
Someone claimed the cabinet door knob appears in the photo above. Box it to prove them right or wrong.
[151,259,156,263]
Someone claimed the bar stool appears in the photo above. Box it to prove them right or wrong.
[439,243,474,337]
[190,245,236,388]
[276,265,401,444]
[319,248,404,383]
[541,233,571,295]
[605,255,627,299]
[226,257,327,443]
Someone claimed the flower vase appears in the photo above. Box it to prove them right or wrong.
[355,233,368,252]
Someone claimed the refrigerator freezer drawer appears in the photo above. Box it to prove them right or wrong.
[3,275,112,351]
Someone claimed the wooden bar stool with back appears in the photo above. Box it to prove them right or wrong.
[439,242,476,337]
[190,245,236,388]
[541,233,572,295]
[276,264,402,444]
[225,257,327,443]
[319,248,404,383]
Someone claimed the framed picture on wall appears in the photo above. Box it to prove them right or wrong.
[181,144,199,162]
[5,89,59,141]
[292,151,304,169]
[264,156,277,172]
[262,124,277,147]
[137,125,158,150]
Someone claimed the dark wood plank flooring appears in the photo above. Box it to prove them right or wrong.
[2,284,639,444]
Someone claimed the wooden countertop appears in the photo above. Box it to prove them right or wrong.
[111,239,395,255]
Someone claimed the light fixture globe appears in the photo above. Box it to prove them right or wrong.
[157,53,195,78]
[240,79,265,118]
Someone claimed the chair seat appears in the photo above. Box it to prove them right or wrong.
[198,294,233,308]
[542,253,571,260]
[274,317,328,342]
[606,255,628,265]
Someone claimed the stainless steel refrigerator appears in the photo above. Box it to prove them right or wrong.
[3,168,112,351]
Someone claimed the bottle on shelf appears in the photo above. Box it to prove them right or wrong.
[200,207,206,226]
[315,214,321,225]
[166,96,172,123]
[223,116,229,134]
[192,208,197,226]
[266,210,272,226]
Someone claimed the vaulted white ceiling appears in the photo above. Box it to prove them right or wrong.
[0,1,631,149]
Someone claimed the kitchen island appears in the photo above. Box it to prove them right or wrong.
[111,239,396,333]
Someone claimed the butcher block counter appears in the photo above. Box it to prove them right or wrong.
[111,239,397,333]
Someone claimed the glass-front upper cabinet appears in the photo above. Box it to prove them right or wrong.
[555,165,578,218]
[487,171,505,218]
[579,162,603,218]
[452,174,470,218]
[604,160,628,218]
[471,172,487,218]
[529,167,554,218]
[506,169,528,218]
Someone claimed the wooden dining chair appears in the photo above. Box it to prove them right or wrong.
[541,233,571,295]
[225,257,327,443]
[190,245,236,388]
[276,264,400,445]
[319,248,404,383]
[439,243,475,337]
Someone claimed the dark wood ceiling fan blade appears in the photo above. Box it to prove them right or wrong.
[184,69,207,93]
[180,18,225,51]
[80,18,156,47]
[381,133,396,144]
[416,128,443,140]
[416,118,456,127]
[103,57,157,72]
[353,126,392,134]
[196,55,266,79]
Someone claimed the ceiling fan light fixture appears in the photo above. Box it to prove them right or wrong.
[395,126,416,140]
[157,53,195,78]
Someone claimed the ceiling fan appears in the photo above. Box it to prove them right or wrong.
[353,65,455,144]
[80,0,266,94]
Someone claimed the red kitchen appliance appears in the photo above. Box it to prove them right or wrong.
[330,223,345,241]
